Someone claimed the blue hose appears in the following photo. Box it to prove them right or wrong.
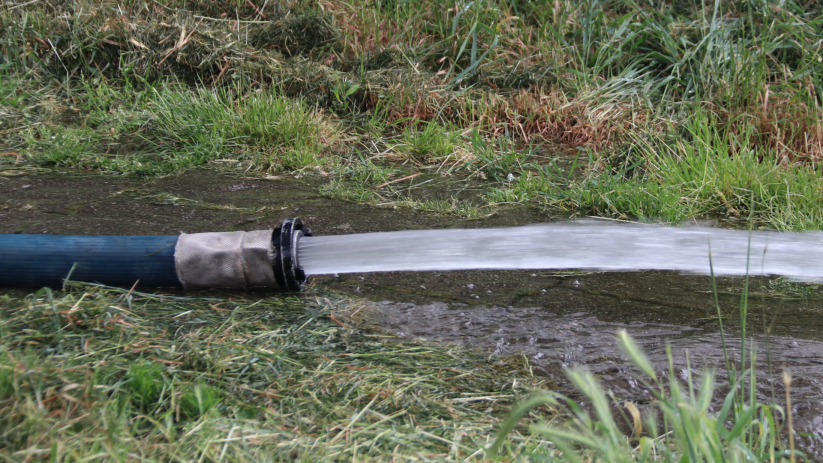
[0,234,181,288]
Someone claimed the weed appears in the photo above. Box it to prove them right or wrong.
[492,328,796,460]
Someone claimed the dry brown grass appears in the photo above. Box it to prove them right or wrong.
[317,0,408,55]
[381,82,649,150]
[731,94,823,165]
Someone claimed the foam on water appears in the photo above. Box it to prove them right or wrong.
[298,220,823,280]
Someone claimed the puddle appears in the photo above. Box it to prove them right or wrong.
[3,167,823,456]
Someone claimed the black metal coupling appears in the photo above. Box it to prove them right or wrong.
[272,217,312,291]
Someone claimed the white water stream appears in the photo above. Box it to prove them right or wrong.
[299,220,823,280]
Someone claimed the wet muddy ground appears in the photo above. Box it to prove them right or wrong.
[4,168,823,456]
[0,168,547,235]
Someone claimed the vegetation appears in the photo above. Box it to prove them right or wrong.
[1,0,821,228]
[0,284,553,461]
[502,337,798,461]
[490,256,803,462]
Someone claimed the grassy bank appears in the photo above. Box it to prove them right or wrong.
[1,0,821,229]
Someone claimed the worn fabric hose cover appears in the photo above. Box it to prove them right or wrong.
[174,230,277,289]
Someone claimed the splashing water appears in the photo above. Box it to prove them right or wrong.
[298,220,823,280]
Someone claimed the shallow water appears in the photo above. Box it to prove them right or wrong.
[300,220,823,281]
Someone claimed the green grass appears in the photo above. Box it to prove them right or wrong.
[394,121,465,166]
[24,125,101,167]
[0,281,806,462]
[493,332,796,462]
[0,285,553,461]
[16,81,342,174]
[148,85,342,172]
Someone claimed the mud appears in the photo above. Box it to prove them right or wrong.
[3,167,823,457]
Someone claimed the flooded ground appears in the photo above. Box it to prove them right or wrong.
[3,168,823,456]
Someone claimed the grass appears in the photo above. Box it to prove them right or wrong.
[14,80,343,175]
[492,332,797,462]
[0,284,555,461]
[23,125,101,167]
[490,109,823,229]
[0,266,807,461]
[394,121,466,166]
[148,85,342,172]
[0,0,820,224]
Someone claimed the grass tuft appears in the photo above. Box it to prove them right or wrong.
[494,329,797,462]
[125,362,166,411]
[148,85,342,172]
